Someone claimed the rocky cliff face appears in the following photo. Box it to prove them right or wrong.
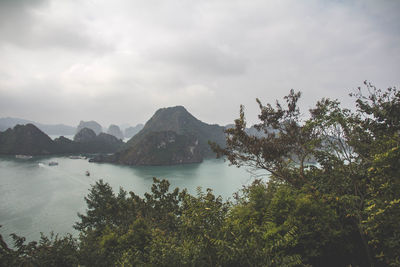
[107,124,124,140]
[115,131,202,165]
[0,124,55,155]
[76,121,102,135]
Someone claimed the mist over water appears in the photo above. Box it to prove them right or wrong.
[0,156,260,244]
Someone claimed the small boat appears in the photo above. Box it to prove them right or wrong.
[69,155,82,159]
[15,155,33,159]
[48,161,58,166]
[85,171,90,176]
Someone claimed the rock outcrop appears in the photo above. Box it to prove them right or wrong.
[76,121,102,135]
[107,124,124,140]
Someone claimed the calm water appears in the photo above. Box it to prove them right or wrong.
[0,155,265,244]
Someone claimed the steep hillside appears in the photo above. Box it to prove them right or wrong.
[0,124,55,155]
[127,106,225,157]
[117,131,202,165]
[92,106,225,165]
[73,128,124,153]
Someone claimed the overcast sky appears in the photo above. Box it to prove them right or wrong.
[0,0,399,127]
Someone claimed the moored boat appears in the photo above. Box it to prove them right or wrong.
[15,155,33,159]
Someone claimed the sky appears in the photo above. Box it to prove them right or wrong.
[0,0,399,127]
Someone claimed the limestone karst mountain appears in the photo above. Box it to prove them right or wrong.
[93,106,226,165]
[73,128,124,153]
[107,124,124,140]
[0,124,123,155]
[76,121,102,135]
[0,124,55,155]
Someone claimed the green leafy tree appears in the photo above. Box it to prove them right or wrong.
[0,228,78,267]
[211,82,400,266]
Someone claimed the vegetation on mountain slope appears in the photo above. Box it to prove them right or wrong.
[98,106,226,165]
[126,106,225,156]
[0,125,123,155]
[118,131,203,165]
[0,124,55,155]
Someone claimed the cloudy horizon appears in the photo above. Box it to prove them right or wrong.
[0,0,399,127]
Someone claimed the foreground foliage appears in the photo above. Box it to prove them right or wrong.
[1,82,399,266]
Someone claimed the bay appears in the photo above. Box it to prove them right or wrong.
[0,155,264,244]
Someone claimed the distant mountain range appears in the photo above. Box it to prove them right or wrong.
[1,107,229,165]
[0,117,76,135]
[0,124,124,155]
[0,117,143,140]
[76,120,102,135]
[107,125,124,140]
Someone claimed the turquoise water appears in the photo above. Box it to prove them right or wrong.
[0,156,265,244]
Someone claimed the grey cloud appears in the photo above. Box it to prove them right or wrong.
[0,0,48,44]
[148,41,246,77]
[0,0,48,16]
[0,0,112,52]
[0,0,399,127]
[28,21,114,52]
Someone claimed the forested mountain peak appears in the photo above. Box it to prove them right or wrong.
[105,106,226,165]
[127,105,225,155]
[0,124,54,155]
